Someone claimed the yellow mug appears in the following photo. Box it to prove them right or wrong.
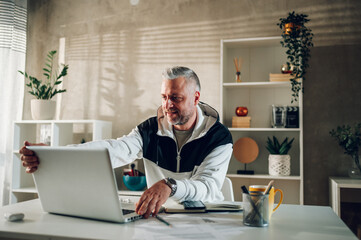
[249,185,283,217]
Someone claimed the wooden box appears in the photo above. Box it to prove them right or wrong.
[232,116,251,128]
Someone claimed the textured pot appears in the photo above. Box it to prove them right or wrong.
[31,99,56,120]
[268,154,291,176]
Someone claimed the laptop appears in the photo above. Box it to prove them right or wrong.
[28,146,142,223]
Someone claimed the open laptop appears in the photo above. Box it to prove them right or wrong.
[28,146,142,223]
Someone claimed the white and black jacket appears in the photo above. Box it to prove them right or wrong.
[80,102,233,202]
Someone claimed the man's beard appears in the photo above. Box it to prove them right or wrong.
[165,108,194,126]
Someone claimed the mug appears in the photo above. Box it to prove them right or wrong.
[249,185,283,217]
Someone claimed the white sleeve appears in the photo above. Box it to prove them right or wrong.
[172,143,233,202]
[71,127,144,168]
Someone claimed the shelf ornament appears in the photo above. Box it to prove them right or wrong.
[234,137,259,175]
[233,57,243,82]
[277,11,314,103]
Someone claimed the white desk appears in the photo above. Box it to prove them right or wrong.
[329,177,361,217]
[0,199,357,240]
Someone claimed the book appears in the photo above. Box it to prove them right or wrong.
[163,199,242,213]
[269,73,301,82]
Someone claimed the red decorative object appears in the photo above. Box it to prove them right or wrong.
[235,107,248,116]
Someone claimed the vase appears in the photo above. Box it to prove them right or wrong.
[31,99,56,120]
[348,155,361,179]
[268,154,291,176]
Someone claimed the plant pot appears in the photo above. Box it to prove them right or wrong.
[284,23,300,35]
[268,154,291,176]
[31,99,56,120]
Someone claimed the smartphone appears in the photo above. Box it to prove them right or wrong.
[182,201,206,210]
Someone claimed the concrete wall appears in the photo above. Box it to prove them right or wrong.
[24,0,361,205]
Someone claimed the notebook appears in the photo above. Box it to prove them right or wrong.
[28,146,142,223]
[163,199,243,213]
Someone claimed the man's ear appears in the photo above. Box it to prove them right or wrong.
[194,91,200,105]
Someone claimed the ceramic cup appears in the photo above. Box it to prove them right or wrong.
[249,185,283,218]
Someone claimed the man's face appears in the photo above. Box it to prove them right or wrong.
[161,77,200,129]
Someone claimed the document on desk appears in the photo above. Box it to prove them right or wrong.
[133,212,244,240]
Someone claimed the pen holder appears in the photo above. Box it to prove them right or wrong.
[243,193,269,227]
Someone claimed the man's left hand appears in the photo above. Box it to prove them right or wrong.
[135,179,171,218]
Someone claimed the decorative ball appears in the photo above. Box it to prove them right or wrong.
[281,63,294,74]
[235,107,248,116]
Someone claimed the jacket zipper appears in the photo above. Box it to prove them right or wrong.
[174,136,198,173]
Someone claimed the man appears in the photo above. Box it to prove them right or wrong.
[19,66,233,219]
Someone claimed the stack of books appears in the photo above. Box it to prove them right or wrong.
[232,116,251,128]
[269,73,293,82]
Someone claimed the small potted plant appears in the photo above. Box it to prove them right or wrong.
[330,123,361,179]
[277,11,314,103]
[19,50,68,120]
[266,136,294,176]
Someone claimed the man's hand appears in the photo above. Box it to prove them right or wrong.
[135,179,171,218]
[19,141,47,173]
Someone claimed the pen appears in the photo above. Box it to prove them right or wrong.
[241,185,249,194]
[155,215,173,227]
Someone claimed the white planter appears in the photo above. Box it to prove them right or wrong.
[268,154,291,176]
[31,99,56,120]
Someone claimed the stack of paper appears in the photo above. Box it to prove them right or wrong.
[232,116,251,128]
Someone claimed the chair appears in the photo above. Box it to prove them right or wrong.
[221,177,234,201]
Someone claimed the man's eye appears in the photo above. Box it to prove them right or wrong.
[171,97,182,102]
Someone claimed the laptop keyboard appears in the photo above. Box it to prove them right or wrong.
[122,209,135,215]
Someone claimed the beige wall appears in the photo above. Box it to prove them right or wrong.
[24,0,361,205]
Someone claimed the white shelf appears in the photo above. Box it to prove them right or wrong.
[220,36,304,205]
[12,187,37,193]
[11,119,112,204]
[228,128,300,132]
[329,177,361,217]
[227,174,301,180]
[14,120,110,124]
[118,190,143,196]
[223,82,291,88]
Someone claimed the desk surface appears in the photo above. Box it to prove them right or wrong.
[0,199,357,240]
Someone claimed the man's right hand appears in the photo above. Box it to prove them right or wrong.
[19,141,47,173]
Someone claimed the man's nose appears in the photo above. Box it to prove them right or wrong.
[164,98,173,108]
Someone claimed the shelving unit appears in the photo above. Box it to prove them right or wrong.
[11,120,112,203]
[220,37,303,204]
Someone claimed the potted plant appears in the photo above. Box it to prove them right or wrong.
[266,136,294,176]
[277,11,314,103]
[330,123,361,179]
[19,50,68,120]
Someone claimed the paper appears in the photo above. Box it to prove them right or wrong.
[132,213,244,240]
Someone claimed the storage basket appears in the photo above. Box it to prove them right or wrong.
[268,155,290,176]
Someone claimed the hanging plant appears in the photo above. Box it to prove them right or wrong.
[277,11,314,103]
